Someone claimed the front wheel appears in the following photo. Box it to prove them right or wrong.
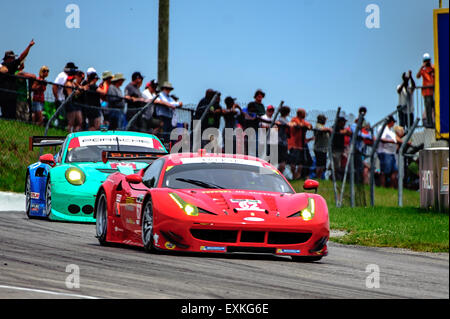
[25,173,33,218]
[44,177,52,219]
[95,191,108,245]
[142,199,155,253]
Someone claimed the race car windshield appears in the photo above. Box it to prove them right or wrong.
[65,145,163,163]
[163,163,294,193]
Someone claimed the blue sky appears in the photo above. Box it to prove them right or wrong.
[1,0,447,123]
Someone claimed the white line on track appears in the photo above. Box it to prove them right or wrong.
[0,285,99,299]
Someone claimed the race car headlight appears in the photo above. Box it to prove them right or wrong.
[169,193,198,216]
[300,198,315,221]
[65,167,86,186]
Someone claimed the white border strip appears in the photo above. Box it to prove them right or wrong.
[0,284,99,299]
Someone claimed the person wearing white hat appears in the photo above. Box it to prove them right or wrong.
[416,53,435,128]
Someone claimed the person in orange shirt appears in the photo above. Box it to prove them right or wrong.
[416,53,435,128]
[288,108,312,180]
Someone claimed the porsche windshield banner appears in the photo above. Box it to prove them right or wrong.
[68,135,164,150]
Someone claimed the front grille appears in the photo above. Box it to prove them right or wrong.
[190,229,312,245]
[240,231,265,243]
[190,229,238,243]
[268,232,312,245]
[227,247,276,254]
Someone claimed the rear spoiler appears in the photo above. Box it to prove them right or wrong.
[101,151,167,164]
[29,136,66,151]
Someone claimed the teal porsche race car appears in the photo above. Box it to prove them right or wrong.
[25,130,167,222]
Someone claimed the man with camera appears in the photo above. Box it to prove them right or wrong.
[416,53,435,128]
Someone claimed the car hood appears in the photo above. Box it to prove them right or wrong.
[171,189,310,218]
[64,161,149,178]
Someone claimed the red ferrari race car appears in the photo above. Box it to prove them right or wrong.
[94,150,329,262]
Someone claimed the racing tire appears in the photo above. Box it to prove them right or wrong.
[95,191,109,246]
[142,198,156,253]
[44,177,52,219]
[25,173,33,219]
[291,256,323,262]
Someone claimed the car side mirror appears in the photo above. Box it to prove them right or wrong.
[125,174,143,184]
[145,177,156,188]
[303,179,319,192]
[39,154,56,167]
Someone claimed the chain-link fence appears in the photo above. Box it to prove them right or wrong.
[1,73,443,208]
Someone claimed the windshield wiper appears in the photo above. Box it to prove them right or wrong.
[175,178,224,189]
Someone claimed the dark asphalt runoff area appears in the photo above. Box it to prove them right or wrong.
[0,210,448,299]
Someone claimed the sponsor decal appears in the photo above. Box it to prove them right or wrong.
[115,194,122,203]
[125,197,135,204]
[114,226,124,232]
[276,249,301,254]
[136,195,144,204]
[31,204,40,211]
[153,233,160,246]
[30,192,40,199]
[243,217,265,222]
[200,246,226,252]
[125,218,135,225]
[165,242,176,250]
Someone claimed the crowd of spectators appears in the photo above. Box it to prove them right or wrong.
[0,41,434,187]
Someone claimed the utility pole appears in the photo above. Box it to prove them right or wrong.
[158,0,169,85]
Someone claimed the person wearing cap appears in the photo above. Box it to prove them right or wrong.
[0,39,35,119]
[377,115,399,188]
[416,53,435,128]
[313,114,332,179]
[156,81,183,135]
[349,107,372,185]
[397,71,416,129]
[260,105,277,158]
[86,67,96,77]
[331,116,352,180]
[222,96,242,154]
[81,72,101,130]
[97,71,113,99]
[105,73,127,130]
[142,80,163,132]
[63,70,84,132]
[275,106,291,174]
[52,62,78,113]
[124,72,147,131]
[30,66,50,126]
[288,108,313,180]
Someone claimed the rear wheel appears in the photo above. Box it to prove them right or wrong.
[44,177,52,219]
[291,255,323,262]
[142,199,155,253]
[95,191,108,245]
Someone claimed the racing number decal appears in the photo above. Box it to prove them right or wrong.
[230,199,265,212]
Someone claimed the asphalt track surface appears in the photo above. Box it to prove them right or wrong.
[0,210,448,299]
